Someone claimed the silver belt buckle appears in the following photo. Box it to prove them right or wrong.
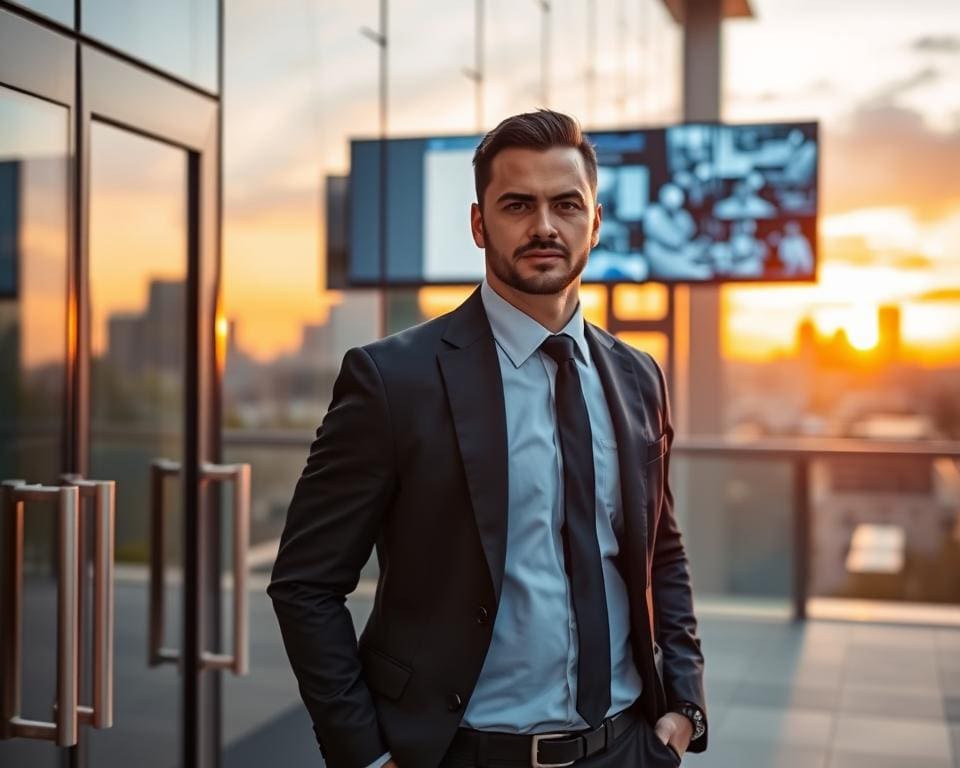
[531,732,576,768]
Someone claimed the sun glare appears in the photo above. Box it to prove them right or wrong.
[846,311,880,351]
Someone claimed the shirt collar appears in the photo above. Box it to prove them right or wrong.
[480,279,590,369]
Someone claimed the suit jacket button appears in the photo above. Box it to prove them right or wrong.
[446,693,463,712]
[476,606,489,624]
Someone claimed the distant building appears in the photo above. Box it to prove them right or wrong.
[105,279,184,377]
[877,304,901,363]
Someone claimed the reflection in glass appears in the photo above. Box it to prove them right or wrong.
[810,456,960,606]
[87,120,186,766]
[8,0,74,26]
[82,0,218,91]
[0,86,68,768]
[0,87,68,484]
[679,455,793,605]
[89,120,185,561]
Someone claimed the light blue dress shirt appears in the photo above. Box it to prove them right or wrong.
[367,282,642,767]
[462,280,643,732]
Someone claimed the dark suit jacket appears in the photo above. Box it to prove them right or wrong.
[268,287,706,768]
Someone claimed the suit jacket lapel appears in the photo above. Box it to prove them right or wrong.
[438,288,509,601]
[585,324,649,585]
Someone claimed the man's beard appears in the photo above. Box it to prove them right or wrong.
[483,225,589,295]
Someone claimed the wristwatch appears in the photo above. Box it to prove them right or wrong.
[671,701,706,742]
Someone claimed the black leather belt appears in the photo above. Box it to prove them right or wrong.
[447,705,640,767]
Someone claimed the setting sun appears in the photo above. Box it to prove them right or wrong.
[844,309,880,351]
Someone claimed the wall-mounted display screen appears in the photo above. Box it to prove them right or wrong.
[345,121,818,286]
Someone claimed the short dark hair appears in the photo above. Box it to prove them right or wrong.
[472,109,598,208]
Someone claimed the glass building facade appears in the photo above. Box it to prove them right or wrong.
[1,2,222,765]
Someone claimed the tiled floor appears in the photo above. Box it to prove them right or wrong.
[222,585,960,767]
[682,613,960,768]
[7,579,954,766]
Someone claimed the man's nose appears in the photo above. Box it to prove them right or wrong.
[528,205,559,240]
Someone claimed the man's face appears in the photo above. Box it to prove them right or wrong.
[471,146,601,296]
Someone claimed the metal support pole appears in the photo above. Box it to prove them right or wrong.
[462,0,485,131]
[586,0,596,124]
[475,0,485,130]
[618,0,628,120]
[792,458,810,621]
[538,1,551,105]
[361,0,389,338]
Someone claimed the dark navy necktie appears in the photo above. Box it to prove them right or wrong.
[539,334,611,728]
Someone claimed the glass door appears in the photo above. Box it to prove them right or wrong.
[83,120,188,768]
[0,11,75,767]
[79,45,228,768]
[0,69,71,768]
[2,7,245,767]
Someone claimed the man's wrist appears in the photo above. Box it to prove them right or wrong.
[670,701,706,742]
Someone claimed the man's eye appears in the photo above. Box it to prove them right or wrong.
[557,201,579,210]
[505,202,526,211]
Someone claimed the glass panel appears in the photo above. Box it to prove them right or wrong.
[809,456,960,607]
[8,0,74,26]
[718,0,960,623]
[0,85,68,768]
[86,120,187,765]
[676,454,793,613]
[82,0,218,92]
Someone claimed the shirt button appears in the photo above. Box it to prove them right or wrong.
[446,693,463,712]
[476,606,490,624]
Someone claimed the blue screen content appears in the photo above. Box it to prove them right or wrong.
[346,121,818,285]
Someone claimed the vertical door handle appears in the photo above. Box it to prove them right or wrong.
[199,462,250,676]
[148,459,181,667]
[147,459,250,676]
[0,480,80,747]
[62,476,115,730]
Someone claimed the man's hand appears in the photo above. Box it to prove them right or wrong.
[654,711,693,758]
[384,761,399,768]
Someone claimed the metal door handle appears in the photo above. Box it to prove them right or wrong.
[148,459,181,667]
[199,462,250,676]
[0,480,80,746]
[148,459,250,676]
[62,475,115,730]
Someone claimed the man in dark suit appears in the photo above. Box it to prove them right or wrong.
[269,110,707,768]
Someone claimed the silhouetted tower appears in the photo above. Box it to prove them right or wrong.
[796,316,817,367]
[877,304,902,364]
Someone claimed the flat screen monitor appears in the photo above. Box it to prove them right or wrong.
[345,121,818,286]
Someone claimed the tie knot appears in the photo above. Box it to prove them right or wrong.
[540,334,577,364]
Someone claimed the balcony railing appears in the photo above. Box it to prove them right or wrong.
[223,430,960,623]
[672,437,960,620]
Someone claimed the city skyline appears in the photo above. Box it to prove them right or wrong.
[7,2,957,369]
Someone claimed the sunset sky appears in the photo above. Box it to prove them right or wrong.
[721,0,960,363]
[220,0,960,365]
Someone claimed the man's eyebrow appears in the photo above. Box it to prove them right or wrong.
[549,190,586,203]
[495,192,536,204]
[494,190,586,204]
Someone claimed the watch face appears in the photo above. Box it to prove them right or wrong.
[679,706,705,739]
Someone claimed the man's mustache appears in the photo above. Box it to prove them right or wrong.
[513,240,570,259]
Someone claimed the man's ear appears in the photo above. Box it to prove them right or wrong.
[471,202,485,249]
[591,202,603,248]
